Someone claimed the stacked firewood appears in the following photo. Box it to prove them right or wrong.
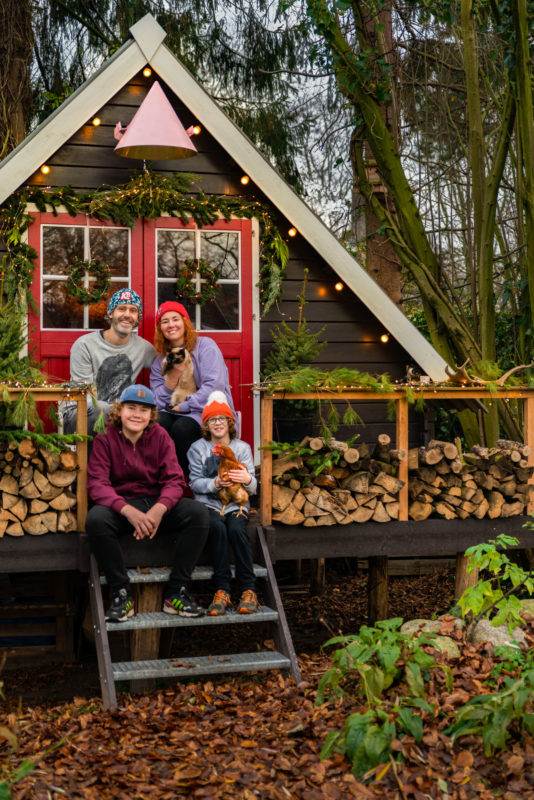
[408,439,534,521]
[271,434,406,525]
[0,439,78,536]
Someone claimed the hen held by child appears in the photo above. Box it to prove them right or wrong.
[212,442,250,517]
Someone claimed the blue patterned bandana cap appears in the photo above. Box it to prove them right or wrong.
[107,289,143,319]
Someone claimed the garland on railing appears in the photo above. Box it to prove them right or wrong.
[176,258,221,305]
[65,258,111,305]
[0,170,288,312]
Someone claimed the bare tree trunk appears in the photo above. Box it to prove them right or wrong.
[0,0,34,159]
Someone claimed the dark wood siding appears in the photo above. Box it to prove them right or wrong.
[21,71,426,445]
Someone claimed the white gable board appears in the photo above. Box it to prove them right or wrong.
[0,13,449,381]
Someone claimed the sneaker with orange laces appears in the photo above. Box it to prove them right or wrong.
[237,589,259,614]
[207,589,231,616]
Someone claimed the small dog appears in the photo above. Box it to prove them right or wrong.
[162,346,197,409]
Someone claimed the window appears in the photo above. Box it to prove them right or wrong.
[156,228,240,330]
[41,225,130,329]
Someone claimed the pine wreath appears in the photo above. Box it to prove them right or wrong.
[65,258,112,305]
[176,258,221,306]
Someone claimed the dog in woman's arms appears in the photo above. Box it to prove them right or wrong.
[162,346,197,408]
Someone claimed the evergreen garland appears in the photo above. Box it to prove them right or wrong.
[176,258,221,305]
[0,170,289,312]
[65,257,111,305]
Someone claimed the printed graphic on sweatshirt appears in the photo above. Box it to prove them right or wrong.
[96,354,134,403]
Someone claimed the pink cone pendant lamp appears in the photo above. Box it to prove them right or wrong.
[114,80,197,160]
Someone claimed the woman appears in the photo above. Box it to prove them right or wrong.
[85,384,209,622]
[150,301,237,476]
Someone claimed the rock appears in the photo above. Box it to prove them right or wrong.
[426,636,460,659]
[401,619,441,635]
[467,619,527,648]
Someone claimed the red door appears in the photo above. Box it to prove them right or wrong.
[28,213,255,446]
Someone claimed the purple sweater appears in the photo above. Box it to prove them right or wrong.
[87,424,186,513]
[150,336,237,425]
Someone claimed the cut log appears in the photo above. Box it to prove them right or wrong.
[0,519,7,537]
[59,450,78,471]
[409,501,433,521]
[374,472,404,495]
[386,501,399,519]
[2,492,18,510]
[419,446,443,465]
[40,448,61,472]
[309,437,324,451]
[6,521,23,536]
[292,491,306,511]
[22,515,48,535]
[435,501,457,519]
[57,511,77,532]
[303,500,330,517]
[19,481,41,499]
[17,439,37,459]
[351,506,374,523]
[41,511,58,533]
[372,501,390,523]
[272,485,295,512]
[0,474,19,494]
[49,491,77,511]
[9,497,28,521]
[428,440,459,460]
[344,448,360,464]
[272,506,305,525]
[341,472,370,494]
[302,517,317,527]
[487,491,505,519]
[19,465,34,488]
[500,501,524,518]
[30,498,49,514]
[473,497,489,519]
[407,448,419,470]
[48,470,77,488]
[39,483,63,501]
[272,456,303,478]
[314,473,337,489]
[0,508,17,522]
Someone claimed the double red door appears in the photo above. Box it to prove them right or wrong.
[28,212,255,446]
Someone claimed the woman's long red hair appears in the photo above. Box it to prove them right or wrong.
[154,315,198,354]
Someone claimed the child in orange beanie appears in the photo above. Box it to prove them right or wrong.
[187,391,259,615]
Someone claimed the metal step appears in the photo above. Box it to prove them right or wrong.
[100,564,268,584]
[112,650,291,681]
[106,606,279,631]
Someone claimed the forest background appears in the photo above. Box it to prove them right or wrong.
[1,0,534,446]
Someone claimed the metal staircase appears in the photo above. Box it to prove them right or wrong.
[88,526,300,708]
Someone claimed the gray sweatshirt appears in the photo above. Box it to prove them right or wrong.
[187,437,257,515]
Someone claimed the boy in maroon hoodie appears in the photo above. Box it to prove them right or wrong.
[86,384,209,622]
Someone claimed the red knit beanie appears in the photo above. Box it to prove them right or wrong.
[202,391,234,424]
[156,301,190,325]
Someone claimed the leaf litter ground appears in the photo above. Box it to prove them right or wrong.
[2,565,534,799]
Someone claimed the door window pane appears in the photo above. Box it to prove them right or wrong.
[41,224,130,329]
[156,227,240,331]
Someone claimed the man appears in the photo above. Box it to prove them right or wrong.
[62,289,155,435]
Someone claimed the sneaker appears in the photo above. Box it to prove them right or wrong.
[163,586,205,617]
[237,589,259,615]
[105,588,134,622]
[207,589,232,616]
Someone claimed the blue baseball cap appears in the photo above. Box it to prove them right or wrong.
[107,289,143,318]
[119,385,156,407]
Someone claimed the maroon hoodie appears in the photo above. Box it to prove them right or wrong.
[87,423,185,514]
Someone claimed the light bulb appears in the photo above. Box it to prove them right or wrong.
[288,227,297,237]
[240,175,250,185]
[143,67,152,77]
[335,282,344,291]
[92,117,101,126]
[380,333,390,343]
[40,164,50,175]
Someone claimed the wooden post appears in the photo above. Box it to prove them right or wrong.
[368,556,388,623]
[310,557,326,595]
[260,394,274,525]
[76,394,88,531]
[129,583,164,692]
[525,396,534,516]
[396,396,409,521]
[454,553,478,601]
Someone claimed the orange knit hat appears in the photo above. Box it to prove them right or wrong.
[202,391,233,424]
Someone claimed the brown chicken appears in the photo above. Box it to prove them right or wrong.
[212,443,250,517]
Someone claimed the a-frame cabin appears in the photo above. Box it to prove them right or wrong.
[0,14,449,454]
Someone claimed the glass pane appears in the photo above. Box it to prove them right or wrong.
[89,228,129,277]
[89,280,128,329]
[157,282,195,320]
[43,280,83,328]
[200,284,239,330]
[42,227,84,276]
[201,231,239,279]
[157,230,195,277]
